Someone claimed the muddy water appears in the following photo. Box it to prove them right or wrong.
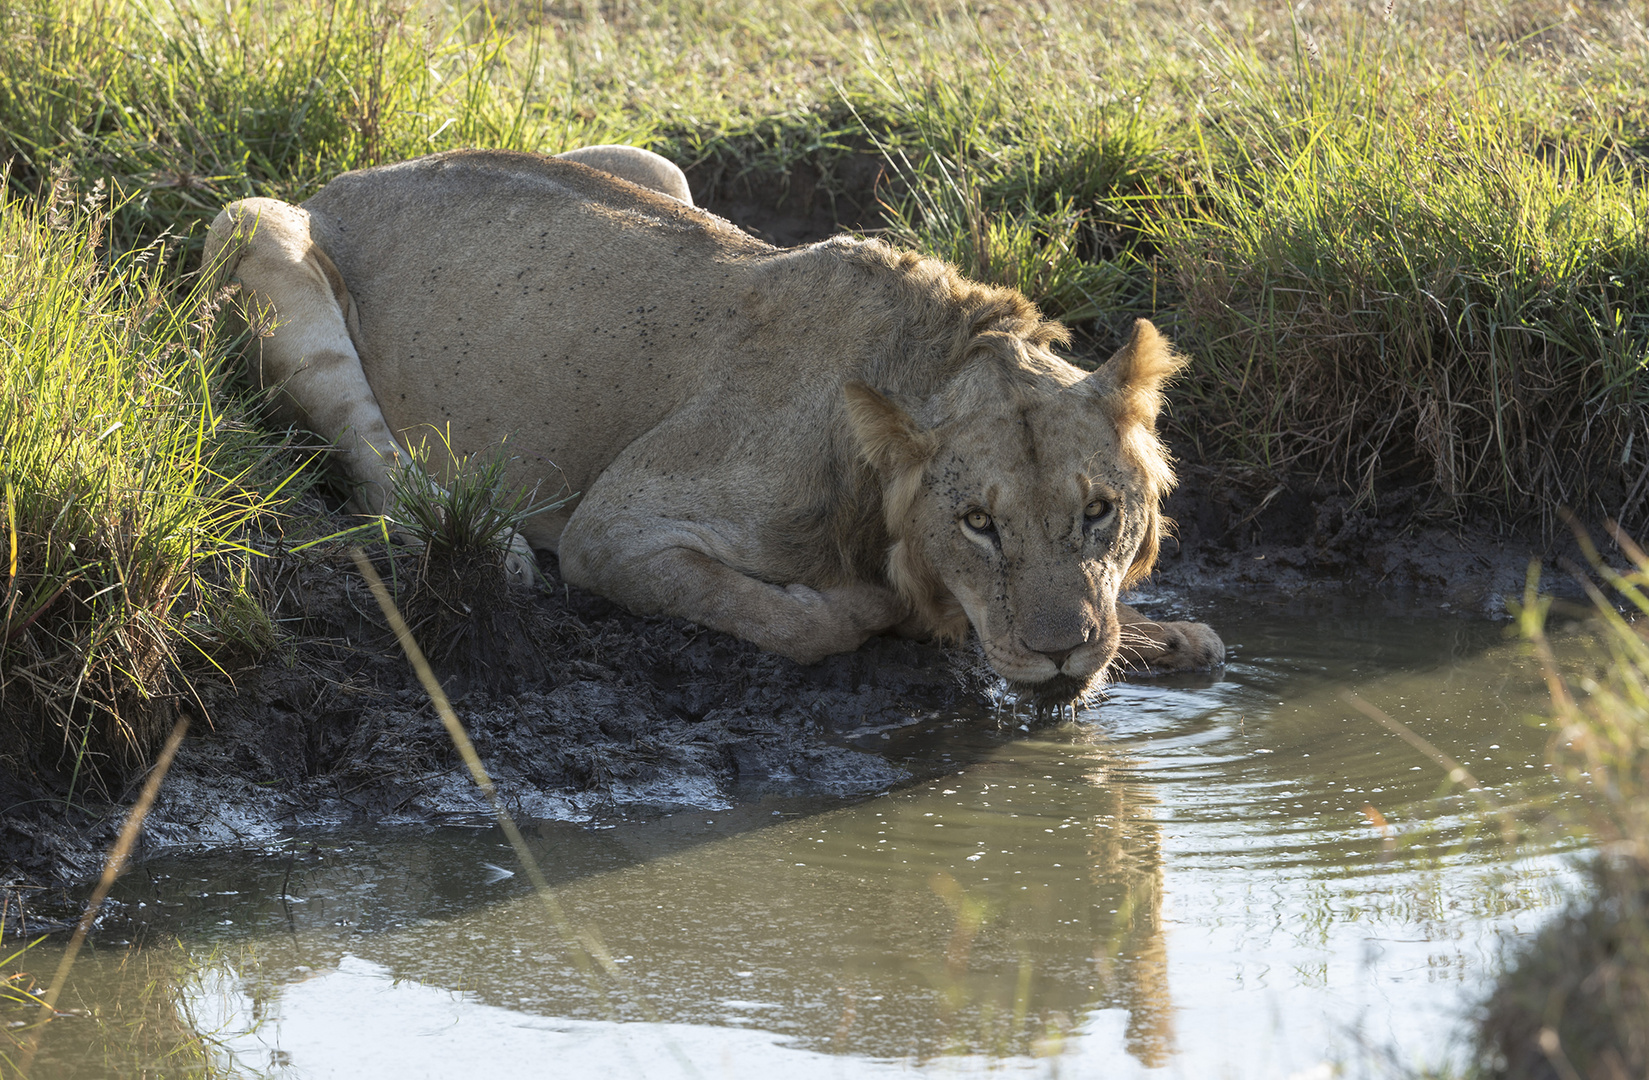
[12,602,1590,1078]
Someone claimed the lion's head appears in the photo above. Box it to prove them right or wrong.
[846,318,1182,704]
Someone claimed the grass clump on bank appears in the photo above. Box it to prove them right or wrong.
[382,429,571,689]
[0,180,286,793]
[1162,27,1649,531]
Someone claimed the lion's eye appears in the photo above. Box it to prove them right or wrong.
[1084,498,1113,520]
[963,509,994,532]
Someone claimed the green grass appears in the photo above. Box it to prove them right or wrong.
[1158,23,1649,528]
[0,179,290,791]
[0,0,648,258]
[387,427,570,565]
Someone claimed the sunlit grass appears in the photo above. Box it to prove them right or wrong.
[0,181,290,790]
[1158,23,1649,529]
[0,0,639,259]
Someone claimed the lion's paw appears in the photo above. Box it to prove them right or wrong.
[503,531,538,589]
[1117,619,1225,673]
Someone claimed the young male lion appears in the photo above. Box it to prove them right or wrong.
[206,146,1222,704]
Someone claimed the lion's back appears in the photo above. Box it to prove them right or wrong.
[297,150,774,530]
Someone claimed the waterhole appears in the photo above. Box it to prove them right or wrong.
[11,600,1590,1077]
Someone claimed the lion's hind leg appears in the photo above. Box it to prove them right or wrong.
[553,145,693,205]
[205,197,537,586]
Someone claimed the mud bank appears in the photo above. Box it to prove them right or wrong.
[0,538,979,922]
[1152,466,1614,618]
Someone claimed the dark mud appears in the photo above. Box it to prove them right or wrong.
[1152,466,1611,617]
[0,537,986,923]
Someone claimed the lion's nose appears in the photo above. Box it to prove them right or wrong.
[1021,624,1096,670]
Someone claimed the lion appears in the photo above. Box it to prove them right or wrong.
[205,146,1223,703]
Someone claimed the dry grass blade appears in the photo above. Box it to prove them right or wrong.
[15,715,189,1078]
[346,546,702,1077]
[1342,690,1518,845]
[1478,537,1649,1076]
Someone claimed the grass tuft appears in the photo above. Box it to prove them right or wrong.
[381,429,569,687]
[386,426,567,564]
[0,180,289,790]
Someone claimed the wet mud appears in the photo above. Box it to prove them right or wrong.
[1152,466,1607,617]
[0,536,989,917]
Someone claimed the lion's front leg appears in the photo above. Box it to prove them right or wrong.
[1112,603,1225,673]
[560,539,906,664]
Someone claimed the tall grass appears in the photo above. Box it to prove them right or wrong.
[1160,24,1649,530]
[0,0,645,258]
[0,180,285,790]
[866,56,1173,328]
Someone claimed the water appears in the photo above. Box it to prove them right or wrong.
[8,601,1592,1078]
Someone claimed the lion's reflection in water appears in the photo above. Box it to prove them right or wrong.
[114,731,1174,1068]
[20,607,1592,1076]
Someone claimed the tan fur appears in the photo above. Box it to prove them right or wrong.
[204,147,1222,693]
[1099,321,1185,587]
[553,144,692,204]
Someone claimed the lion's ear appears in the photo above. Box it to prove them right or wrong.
[844,382,937,475]
[1091,319,1184,429]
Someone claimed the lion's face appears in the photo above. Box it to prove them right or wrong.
[847,320,1179,704]
[912,395,1149,700]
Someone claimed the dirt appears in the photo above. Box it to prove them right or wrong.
[0,173,1621,930]
[684,150,890,247]
[0,534,987,925]
[1151,464,1615,616]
